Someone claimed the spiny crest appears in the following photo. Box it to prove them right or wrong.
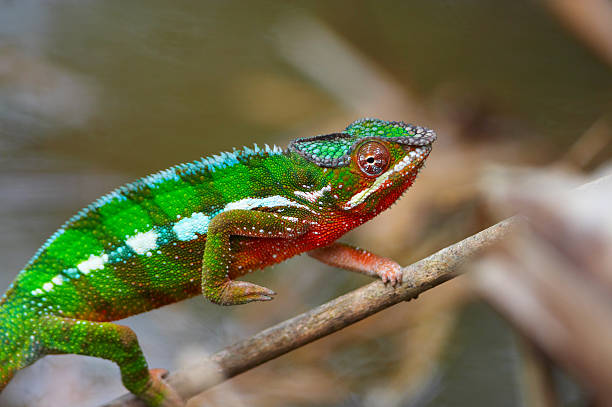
[288,118,436,168]
[98,142,284,200]
[147,142,284,184]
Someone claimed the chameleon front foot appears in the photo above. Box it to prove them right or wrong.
[374,258,403,286]
[308,242,404,286]
[139,368,184,407]
[213,280,276,305]
[201,209,308,306]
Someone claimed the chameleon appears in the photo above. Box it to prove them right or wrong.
[0,118,435,406]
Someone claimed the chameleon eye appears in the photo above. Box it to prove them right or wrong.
[357,141,390,177]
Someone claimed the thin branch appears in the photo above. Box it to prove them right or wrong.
[102,217,519,407]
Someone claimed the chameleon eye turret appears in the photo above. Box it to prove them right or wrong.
[0,118,435,407]
[356,141,390,177]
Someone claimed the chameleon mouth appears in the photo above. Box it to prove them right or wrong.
[397,145,431,174]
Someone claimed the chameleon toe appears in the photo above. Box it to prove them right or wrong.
[139,369,184,407]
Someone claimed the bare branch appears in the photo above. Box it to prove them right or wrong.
[101,217,519,407]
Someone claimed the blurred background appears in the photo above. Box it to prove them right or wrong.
[1,1,611,406]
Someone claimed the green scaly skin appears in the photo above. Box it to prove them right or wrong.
[0,118,436,406]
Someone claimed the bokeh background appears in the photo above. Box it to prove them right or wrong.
[1,1,611,406]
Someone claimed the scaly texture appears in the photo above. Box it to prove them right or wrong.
[0,118,436,406]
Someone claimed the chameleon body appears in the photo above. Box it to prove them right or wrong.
[0,118,435,406]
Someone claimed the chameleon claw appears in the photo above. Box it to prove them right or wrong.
[150,368,170,380]
[376,260,403,287]
[218,280,277,305]
[140,368,184,407]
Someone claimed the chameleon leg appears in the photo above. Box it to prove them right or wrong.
[203,209,309,305]
[308,242,403,286]
[37,316,183,407]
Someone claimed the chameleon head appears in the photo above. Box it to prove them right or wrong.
[289,118,436,215]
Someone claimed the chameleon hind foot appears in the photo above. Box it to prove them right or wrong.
[216,280,276,305]
[35,316,183,407]
[140,368,184,407]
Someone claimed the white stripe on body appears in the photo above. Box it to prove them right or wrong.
[223,195,310,212]
[294,184,331,203]
[31,195,310,296]
[126,230,159,255]
[173,212,210,241]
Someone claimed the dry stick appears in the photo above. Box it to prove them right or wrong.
[102,216,519,407]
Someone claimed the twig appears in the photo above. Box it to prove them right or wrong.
[101,217,519,407]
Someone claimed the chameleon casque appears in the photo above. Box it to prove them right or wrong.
[0,118,436,406]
